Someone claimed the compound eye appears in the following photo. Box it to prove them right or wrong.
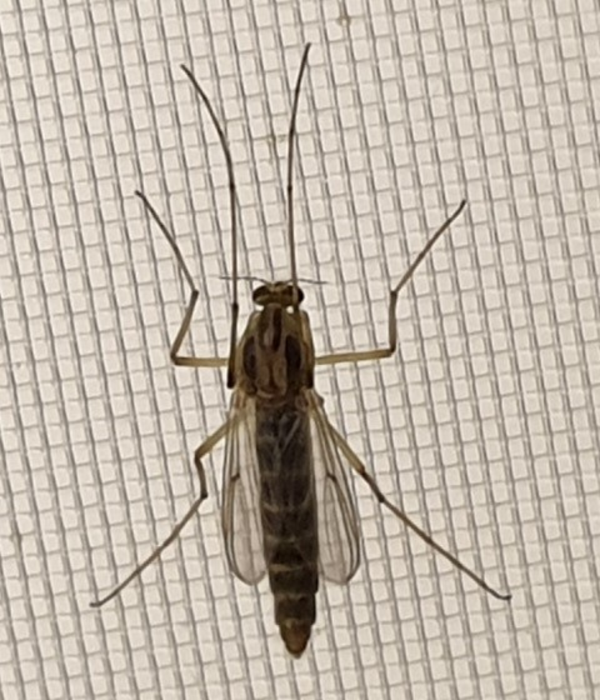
[252,286,266,305]
[287,286,304,305]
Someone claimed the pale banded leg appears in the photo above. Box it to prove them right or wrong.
[328,421,511,601]
[90,418,233,607]
[135,190,230,370]
[316,199,467,366]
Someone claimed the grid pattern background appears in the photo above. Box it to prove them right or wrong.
[1,1,599,699]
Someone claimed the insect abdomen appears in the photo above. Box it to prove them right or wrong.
[256,403,318,657]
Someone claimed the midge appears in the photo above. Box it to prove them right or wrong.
[92,44,510,656]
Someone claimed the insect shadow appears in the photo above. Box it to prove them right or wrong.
[91,44,510,657]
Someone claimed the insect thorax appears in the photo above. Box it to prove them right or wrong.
[237,287,315,400]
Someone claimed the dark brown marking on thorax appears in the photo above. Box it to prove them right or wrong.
[239,303,312,400]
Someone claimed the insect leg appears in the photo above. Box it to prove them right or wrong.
[90,418,233,607]
[136,190,229,369]
[316,199,467,366]
[327,422,511,601]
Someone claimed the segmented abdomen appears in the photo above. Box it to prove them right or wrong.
[255,402,318,657]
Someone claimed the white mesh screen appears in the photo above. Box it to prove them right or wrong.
[1,1,599,698]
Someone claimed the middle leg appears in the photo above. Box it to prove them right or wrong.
[316,200,466,366]
[136,190,229,369]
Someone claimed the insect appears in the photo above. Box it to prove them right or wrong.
[91,44,511,657]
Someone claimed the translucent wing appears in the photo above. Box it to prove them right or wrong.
[307,390,361,584]
[221,391,266,585]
